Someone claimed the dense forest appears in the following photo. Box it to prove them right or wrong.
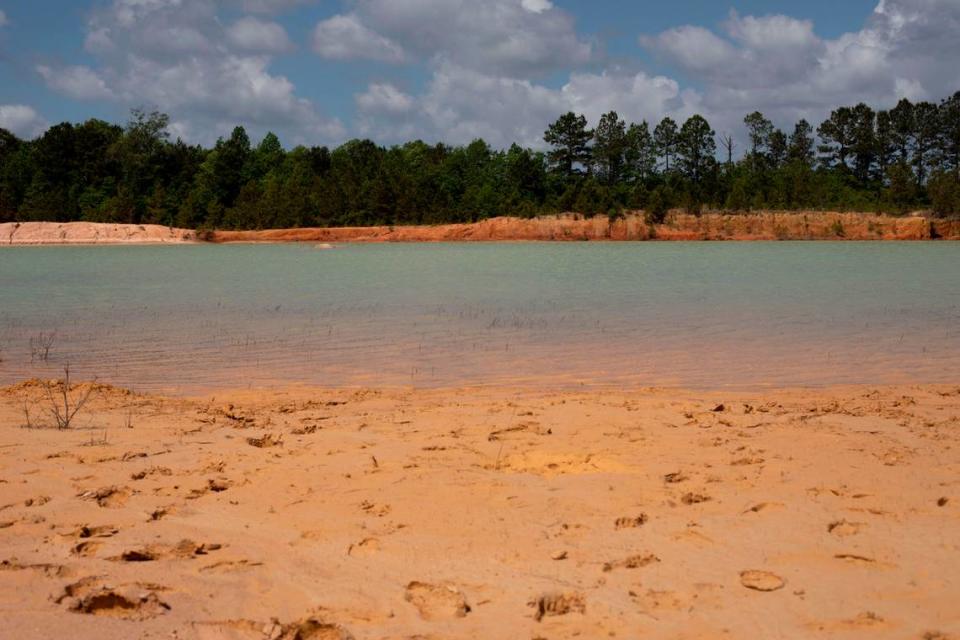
[1,91,959,229]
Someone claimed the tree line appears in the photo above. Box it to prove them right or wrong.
[1,92,958,230]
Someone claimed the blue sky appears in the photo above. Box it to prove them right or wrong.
[0,0,957,150]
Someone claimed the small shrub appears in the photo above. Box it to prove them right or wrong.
[929,171,960,218]
[30,332,56,362]
[42,365,97,430]
[645,187,669,225]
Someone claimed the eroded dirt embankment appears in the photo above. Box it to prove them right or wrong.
[209,212,960,243]
[3,213,959,244]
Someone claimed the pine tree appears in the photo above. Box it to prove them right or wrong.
[593,111,627,185]
[544,112,592,178]
[653,118,679,173]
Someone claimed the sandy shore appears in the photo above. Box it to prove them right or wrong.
[1,222,198,245]
[1,381,957,638]
[4,213,959,245]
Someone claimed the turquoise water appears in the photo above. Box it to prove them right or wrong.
[1,242,958,392]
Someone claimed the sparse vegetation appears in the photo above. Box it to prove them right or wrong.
[29,332,56,362]
[42,365,97,430]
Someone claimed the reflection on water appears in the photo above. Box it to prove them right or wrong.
[1,242,958,393]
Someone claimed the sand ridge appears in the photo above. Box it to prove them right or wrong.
[1,382,958,638]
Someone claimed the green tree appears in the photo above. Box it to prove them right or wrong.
[875,110,896,181]
[888,98,914,163]
[624,121,656,183]
[768,129,788,169]
[884,161,916,214]
[593,111,627,185]
[911,101,939,186]
[677,115,717,211]
[787,119,815,167]
[653,117,679,173]
[743,111,774,159]
[850,103,877,184]
[939,92,960,178]
[544,112,592,178]
[817,107,856,171]
[928,170,960,217]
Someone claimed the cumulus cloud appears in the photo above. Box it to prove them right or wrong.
[23,0,960,153]
[314,0,594,78]
[37,0,341,145]
[312,14,405,63]
[36,64,115,100]
[233,0,312,13]
[354,62,699,148]
[0,105,48,139]
[641,1,960,137]
[521,0,552,13]
[356,83,415,114]
[226,16,293,53]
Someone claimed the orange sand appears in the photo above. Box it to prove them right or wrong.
[4,212,959,245]
[1,381,958,638]
[209,212,954,243]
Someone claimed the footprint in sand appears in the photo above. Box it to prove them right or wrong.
[276,617,355,640]
[602,553,660,572]
[71,540,103,557]
[76,486,131,508]
[194,618,355,640]
[405,581,471,620]
[56,577,170,620]
[614,514,648,529]
[63,524,119,539]
[741,502,785,515]
[828,520,866,537]
[0,559,72,578]
[110,539,222,562]
[740,570,785,592]
[347,537,380,557]
[530,592,585,622]
[246,433,283,448]
[189,477,233,499]
[807,611,889,632]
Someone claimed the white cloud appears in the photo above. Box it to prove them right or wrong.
[23,0,960,154]
[641,0,960,139]
[724,11,818,52]
[38,0,341,145]
[36,65,115,100]
[0,10,8,27]
[313,0,594,77]
[312,14,405,63]
[521,0,552,13]
[354,61,699,149]
[0,105,48,139]
[356,83,414,114]
[226,16,293,53]
[640,26,738,75]
[233,0,312,13]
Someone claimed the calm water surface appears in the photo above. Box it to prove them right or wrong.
[1,242,957,393]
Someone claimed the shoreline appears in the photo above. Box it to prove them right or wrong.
[1,380,957,638]
[3,212,960,245]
